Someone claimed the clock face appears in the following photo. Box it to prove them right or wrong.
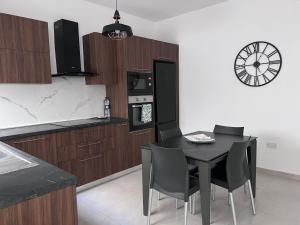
[234,41,282,87]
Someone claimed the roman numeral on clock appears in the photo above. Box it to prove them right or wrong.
[267,67,278,76]
[237,70,247,80]
[244,46,252,56]
[254,76,260,86]
[269,60,281,65]
[253,42,260,53]
[235,64,245,70]
[244,75,252,84]
[262,74,270,83]
[267,50,278,58]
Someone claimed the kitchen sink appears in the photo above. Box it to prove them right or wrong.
[0,144,38,175]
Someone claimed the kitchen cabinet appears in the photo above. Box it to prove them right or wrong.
[83,32,117,85]
[5,134,57,166]
[152,40,178,63]
[113,122,129,172]
[125,36,152,72]
[129,128,155,167]
[0,186,78,225]
[0,13,51,83]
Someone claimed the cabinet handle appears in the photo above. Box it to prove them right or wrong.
[79,154,103,163]
[77,140,104,148]
[158,57,173,61]
[14,137,46,144]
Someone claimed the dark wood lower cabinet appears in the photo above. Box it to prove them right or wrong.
[77,153,105,186]
[5,134,57,166]
[0,186,78,225]
[4,123,155,187]
[129,128,155,167]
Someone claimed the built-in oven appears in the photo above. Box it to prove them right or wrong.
[127,72,153,96]
[128,95,154,132]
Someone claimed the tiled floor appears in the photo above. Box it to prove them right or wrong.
[77,169,300,225]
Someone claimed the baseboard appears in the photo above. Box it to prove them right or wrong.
[76,165,142,193]
[257,167,300,181]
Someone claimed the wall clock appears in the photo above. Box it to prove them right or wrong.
[234,41,282,87]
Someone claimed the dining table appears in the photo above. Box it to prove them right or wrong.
[141,131,257,225]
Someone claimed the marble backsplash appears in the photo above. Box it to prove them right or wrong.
[0,77,106,129]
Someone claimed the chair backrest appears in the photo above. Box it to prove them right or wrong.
[213,125,244,136]
[226,140,250,191]
[150,144,188,195]
[160,128,182,142]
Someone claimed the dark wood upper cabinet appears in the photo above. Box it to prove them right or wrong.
[83,32,117,85]
[152,40,178,63]
[125,36,152,72]
[0,13,17,49]
[0,13,51,84]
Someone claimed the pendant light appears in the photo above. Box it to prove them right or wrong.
[102,0,133,40]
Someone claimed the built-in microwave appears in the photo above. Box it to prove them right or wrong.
[127,72,153,96]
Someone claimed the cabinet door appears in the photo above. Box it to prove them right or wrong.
[7,134,57,165]
[0,13,18,49]
[113,123,129,172]
[17,51,51,83]
[15,17,49,53]
[84,33,117,85]
[77,153,105,186]
[126,36,152,72]
[152,40,178,63]
[0,49,19,82]
[129,129,155,167]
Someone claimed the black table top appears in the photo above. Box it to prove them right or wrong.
[0,142,76,209]
[143,131,256,162]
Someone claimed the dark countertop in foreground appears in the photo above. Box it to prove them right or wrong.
[0,142,76,209]
[0,117,128,141]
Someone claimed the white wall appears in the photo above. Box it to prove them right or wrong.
[0,0,156,128]
[155,0,300,175]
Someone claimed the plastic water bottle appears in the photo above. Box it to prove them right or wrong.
[104,97,111,118]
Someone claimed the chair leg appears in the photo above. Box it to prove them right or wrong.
[158,192,161,200]
[189,196,192,213]
[192,194,196,214]
[147,189,153,225]
[184,202,188,225]
[229,192,237,225]
[176,199,179,209]
[211,184,216,201]
[248,180,256,215]
[228,192,231,205]
[244,152,249,194]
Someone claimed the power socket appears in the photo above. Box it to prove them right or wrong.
[266,142,277,149]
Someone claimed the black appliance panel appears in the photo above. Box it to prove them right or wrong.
[54,19,81,74]
[154,62,177,124]
[127,72,153,96]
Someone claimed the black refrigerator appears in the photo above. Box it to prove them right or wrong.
[154,61,177,141]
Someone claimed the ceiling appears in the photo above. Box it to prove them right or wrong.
[84,0,228,21]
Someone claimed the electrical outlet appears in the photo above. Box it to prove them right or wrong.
[266,142,277,149]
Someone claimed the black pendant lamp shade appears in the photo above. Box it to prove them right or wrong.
[102,0,133,40]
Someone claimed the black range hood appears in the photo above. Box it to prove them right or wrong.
[52,19,94,77]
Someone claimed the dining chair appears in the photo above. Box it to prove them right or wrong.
[212,124,248,196]
[147,144,200,225]
[159,128,199,207]
[213,124,244,136]
[211,140,256,225]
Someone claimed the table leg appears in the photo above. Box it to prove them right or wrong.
[198,161,211,225]
[248,139,257,197]
[142,148,152,216]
